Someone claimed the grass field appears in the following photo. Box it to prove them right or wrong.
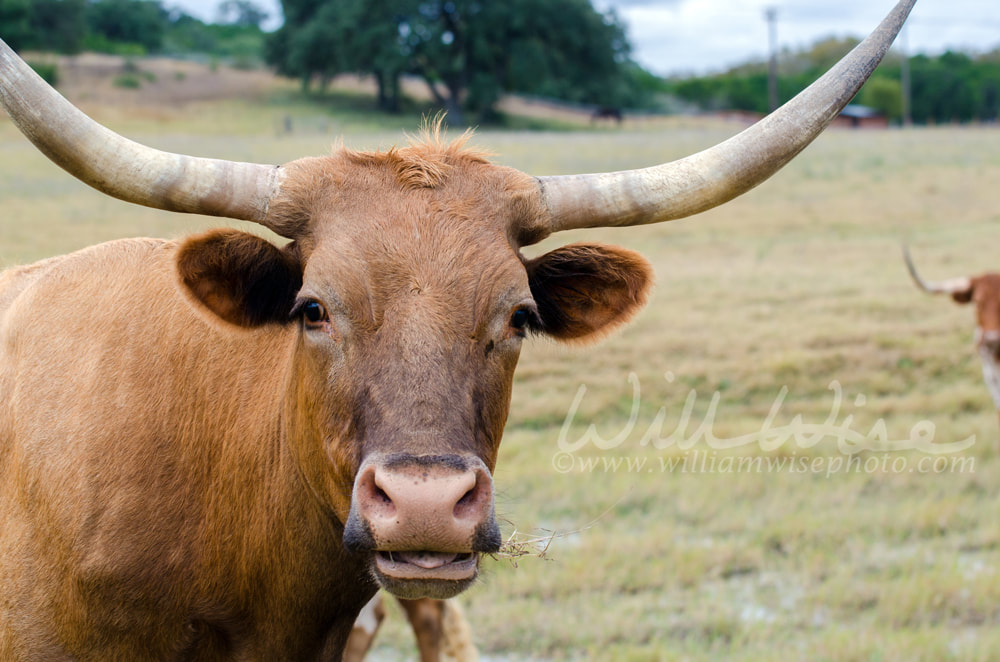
[3,59,1000,661]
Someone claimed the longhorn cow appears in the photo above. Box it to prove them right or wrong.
[904,245,1000,423]
[0,2,913,659]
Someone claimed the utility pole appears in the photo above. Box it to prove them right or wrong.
[765,7,779,113]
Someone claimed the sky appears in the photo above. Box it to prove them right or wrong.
[168,0,1000,77]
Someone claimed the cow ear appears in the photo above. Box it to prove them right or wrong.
[177,229,303,327]
[523,243,653,343]
[952,285,974,304]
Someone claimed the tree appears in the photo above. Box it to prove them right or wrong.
[216,0,269,29]
[87,0,168,53]
[268,0,422,112]
[909,52,978,124]
[860,77,902,122]
[0,0,32,51]
[663,34,1000,125]
[269,0,640,123]
[27,0,88,53]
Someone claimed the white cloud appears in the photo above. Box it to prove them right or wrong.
[598,0,1000,75]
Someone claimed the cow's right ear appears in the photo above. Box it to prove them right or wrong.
[176,229,303,327]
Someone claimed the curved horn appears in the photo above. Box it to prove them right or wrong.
[537,0,916,234]
[902,245,971,295]
[0,39,283,227]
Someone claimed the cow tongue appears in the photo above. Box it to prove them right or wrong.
[393,551,459,569]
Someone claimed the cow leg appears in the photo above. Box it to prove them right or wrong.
[341,594,386,662]
[438,599,479,662]
[398,597,445,661]
[398,597,479,662]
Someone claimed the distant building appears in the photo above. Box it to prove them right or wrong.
[833,104,888,129]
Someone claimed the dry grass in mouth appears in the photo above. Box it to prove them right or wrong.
[493,490,638,567]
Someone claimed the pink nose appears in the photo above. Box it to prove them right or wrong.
[351,455,498,553]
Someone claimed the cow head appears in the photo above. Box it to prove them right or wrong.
[0,0,914,600]
[170,137,653,598]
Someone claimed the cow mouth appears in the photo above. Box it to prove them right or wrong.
[371,551,479,599]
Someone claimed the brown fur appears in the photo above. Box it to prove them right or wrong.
[943,273,1000,354]
[948,273,1000,388]
[0,135,653,660]
[951,274,1000,331]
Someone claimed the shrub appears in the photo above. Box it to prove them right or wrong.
[113,73,142,89]
[27,61,59,87]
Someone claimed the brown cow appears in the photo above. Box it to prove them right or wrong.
[343,595,476,662]
[904,245,1000,422]
[0,2,912,659]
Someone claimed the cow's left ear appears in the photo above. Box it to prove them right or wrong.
[523,243,653,344]
[177,229,303,327]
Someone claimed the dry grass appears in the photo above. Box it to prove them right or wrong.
[2,61,1000,660]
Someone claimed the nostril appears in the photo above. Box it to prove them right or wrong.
[453,470,491,519]
[373,485,392,505]
[456,488,475,507]
[358,466,397,518]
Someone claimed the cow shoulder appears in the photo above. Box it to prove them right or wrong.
[0,238,171,320]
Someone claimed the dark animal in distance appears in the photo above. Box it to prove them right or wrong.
[590,106,623,126]
[0,2,913,659]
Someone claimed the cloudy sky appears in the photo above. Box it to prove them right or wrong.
[169,0,1000,77]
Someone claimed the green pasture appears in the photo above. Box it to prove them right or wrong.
[2,89,1000,661]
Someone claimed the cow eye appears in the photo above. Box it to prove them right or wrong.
[303,301,327,325]
[510,308,531,331]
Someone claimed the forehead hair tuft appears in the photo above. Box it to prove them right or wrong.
[343,118,493,190]
[263,119,497,238]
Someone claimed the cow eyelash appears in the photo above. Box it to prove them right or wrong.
[508,306,538,338]
[291,299,329,326]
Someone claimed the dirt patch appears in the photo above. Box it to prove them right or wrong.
[23,52,287,116]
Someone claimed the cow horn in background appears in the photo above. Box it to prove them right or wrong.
[0,39,283,228]
[902,245,971,295]
[536,0,916,234]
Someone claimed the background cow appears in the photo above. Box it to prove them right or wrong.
[343,596,476,662]
[904,245,1000,425]
[0,2,912,659]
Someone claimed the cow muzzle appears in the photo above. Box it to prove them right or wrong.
[343,453,501,599]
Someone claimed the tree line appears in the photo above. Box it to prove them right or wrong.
[0,0,267,62]
[663,37,1000,125]
[2,0,998,125]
